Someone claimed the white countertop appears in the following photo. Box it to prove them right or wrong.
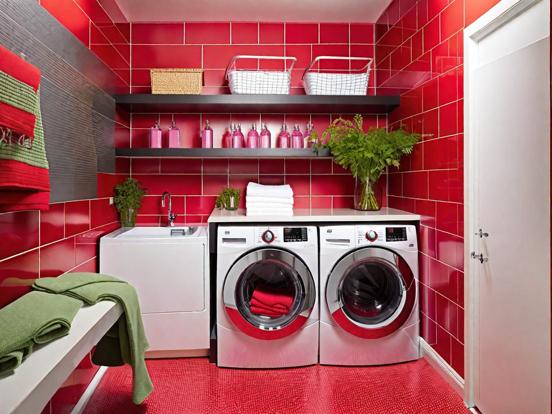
[0,302,122,414]
[208,208,420,223]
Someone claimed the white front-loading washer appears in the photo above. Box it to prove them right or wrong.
[216,225,318,368]
[319,224,420,366]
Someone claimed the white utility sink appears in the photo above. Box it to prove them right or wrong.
[99,225,209,354]
[115,226,201,239]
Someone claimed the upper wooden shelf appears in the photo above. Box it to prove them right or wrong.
[113,94,400,114]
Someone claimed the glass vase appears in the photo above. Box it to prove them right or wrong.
[225,196,239,211]
[354,178,380,211]
[120,207,137,227]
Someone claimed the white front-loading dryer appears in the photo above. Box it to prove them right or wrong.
[217,225,318,368]
[319,224,420,366]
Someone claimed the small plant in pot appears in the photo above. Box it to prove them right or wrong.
[216,187,240,211]
[323,114,419,211]
[114,178,146,227]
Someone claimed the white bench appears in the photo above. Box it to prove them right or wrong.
[0,302,122,414]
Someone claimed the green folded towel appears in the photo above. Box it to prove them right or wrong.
[0,291,82,376]
[33,272,153,404]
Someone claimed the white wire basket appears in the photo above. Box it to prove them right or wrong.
[225,55,297,95]
[303,56,373,95]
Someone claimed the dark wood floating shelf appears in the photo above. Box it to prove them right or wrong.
[115,148,331,158]
[114,94,400,114]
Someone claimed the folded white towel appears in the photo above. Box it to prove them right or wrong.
[247,182,294,198]
[247,207,293,217]
[246,202,294,210]
[246,195,294,206]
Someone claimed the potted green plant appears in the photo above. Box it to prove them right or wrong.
[114,178,146,227]
[216,187,240,211]
[322,114,419,211]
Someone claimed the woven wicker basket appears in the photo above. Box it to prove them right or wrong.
[150,69,203,94]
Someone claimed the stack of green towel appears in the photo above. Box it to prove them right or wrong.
[0,272,153,405]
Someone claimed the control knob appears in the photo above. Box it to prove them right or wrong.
[365,230,378,242]
[262,230,275,243]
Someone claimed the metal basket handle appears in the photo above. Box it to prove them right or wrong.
[302,56,373,78]
[225,55,297,80]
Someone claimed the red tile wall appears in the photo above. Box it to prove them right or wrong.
[119,112,387,222]
[375,0,500,378]
[130,22,375,94]
[0,174,123,414]
[39,0,130,92]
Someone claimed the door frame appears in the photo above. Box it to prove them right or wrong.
[464,0,548,408]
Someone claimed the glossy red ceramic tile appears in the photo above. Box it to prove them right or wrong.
[186,196,217,215]
[90,198,118,228]
[160,159,202,174]
[0,250,39,308]
[0,211,39,260]
[186,22,230,44]
[39,238,76,278]
[203,175,228,196]
[320,23,349,43]
[350,23,374,43]
[434,324,452,363]
[137,174,202,196]
[131,45,202,68]
[259,159,285,175]
[65,200,90,237]
[132,23,184,44]
[40,203,65,245]
[423,17,440,52]
[259,23,284,44]
[232,23,258,44]
[285,23,318,44]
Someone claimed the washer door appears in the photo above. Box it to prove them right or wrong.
[223,248,316,340]
[326,247,415,339]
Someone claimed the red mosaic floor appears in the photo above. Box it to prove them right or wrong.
[84,358,468,414]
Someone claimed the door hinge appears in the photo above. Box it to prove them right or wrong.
[471,251,488,263]
[475,228,489,238]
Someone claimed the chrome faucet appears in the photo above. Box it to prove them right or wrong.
[161,191,177,227]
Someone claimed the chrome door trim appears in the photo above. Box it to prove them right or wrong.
[326,246,416,339]
[223,247,316,340]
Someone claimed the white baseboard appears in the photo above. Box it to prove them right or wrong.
[420,338,465,397]
[71,366,107,414]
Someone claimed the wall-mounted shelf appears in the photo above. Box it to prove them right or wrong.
[114,94,400,113]
[115,148,331,158]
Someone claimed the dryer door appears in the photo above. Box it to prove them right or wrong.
[326,247,416,339]
[223,248,316,340]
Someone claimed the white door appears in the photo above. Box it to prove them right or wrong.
[465,0,551,413]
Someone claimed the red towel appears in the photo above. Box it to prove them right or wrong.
[249,288,294,318]
[251,289,294,309]
[250,306,287,318]
[0,46,40,138]
[0,47,49,212]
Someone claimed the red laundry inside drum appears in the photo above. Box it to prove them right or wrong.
[249,289,294,318]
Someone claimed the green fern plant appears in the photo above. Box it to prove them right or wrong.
[216,187,240,211]
[322,114,419,210]
[114,178,146,227]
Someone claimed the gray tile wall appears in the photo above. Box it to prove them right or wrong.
[0,0,121,202]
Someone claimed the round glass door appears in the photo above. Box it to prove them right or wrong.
[326,247,415,339]
[340,258,404,325]
[223,248,315,340]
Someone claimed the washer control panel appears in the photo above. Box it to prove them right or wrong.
[283,227,308,242]
[255,226,315,247]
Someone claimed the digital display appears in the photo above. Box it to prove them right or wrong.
[284,227,308,242]
[386,227,407,242]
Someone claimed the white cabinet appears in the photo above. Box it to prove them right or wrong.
[100,226,209,356]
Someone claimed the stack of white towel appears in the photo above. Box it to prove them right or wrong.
[246,182,294,216]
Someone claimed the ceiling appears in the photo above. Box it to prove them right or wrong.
[113,0,393,23]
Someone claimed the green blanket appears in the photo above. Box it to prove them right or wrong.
[33,273,153,404]
[0,291,82,376]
